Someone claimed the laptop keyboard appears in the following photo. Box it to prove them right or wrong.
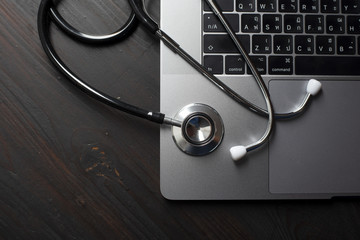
[203,0,360,75]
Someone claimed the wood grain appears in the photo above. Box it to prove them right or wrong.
[0,0,359,239]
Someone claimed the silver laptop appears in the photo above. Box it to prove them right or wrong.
[159,0,360,199]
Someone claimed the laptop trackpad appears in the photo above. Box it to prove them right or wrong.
[269,80,360,194]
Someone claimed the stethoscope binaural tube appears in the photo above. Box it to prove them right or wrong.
[129,0,321,160]
[205,0,321,160]
[205,0,273,160]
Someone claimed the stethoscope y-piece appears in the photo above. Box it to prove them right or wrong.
[37,0,322,161]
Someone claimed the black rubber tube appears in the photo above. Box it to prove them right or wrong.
[127,0,159,34]
[49,0,138,44]
[37,0,165,124]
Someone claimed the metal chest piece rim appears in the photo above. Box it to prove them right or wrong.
[172,103,224,156]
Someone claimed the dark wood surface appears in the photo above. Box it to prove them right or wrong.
[0,1,359,239]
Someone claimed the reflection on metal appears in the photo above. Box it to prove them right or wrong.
[172,103,224,156]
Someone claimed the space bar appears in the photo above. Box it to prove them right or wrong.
[296,56,360,75]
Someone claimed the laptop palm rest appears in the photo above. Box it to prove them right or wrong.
[269,80,360,195]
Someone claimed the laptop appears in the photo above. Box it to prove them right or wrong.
[159,0,360,199]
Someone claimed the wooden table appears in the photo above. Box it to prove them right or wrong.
[0,1,359,239]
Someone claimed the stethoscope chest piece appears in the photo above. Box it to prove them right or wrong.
[172,103,224,156]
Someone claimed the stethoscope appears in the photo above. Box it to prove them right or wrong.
[37,0,322,161]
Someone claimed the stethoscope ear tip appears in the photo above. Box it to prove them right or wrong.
[307,79,322,96]
[230,145,247,161]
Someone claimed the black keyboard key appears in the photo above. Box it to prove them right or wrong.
[252,35,272,54]
[204,0,234,12]
[269,56,293,75]
[348,16,360,33]
[204,34,251,53]
[295,35,314,54]
[300,0,319,12]
[225,56,246,74]
[321,0,340,12]
[241,14,261,32]
[274,35,293,54]
[204,55,223,74]
[247,56,267,74]
[305,15,325,33]
[236,0,255,12]
[257,0,277,12]
[337,36,356,54]
[263,14,282,33]
[204,14,239,32]
[296,56,360,75]
[342,0,360,13]
[316,36,335,54]
[279,0,298,12]
[326,15,345,33]
[284,15,304,33]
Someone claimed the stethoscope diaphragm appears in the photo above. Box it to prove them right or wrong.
[172,103,224,156]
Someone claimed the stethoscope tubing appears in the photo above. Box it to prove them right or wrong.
[41,0,312,120]
[205,0,274,151]
[49,4,138,44]
[38,0,166,124]
[38,0,316,156]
